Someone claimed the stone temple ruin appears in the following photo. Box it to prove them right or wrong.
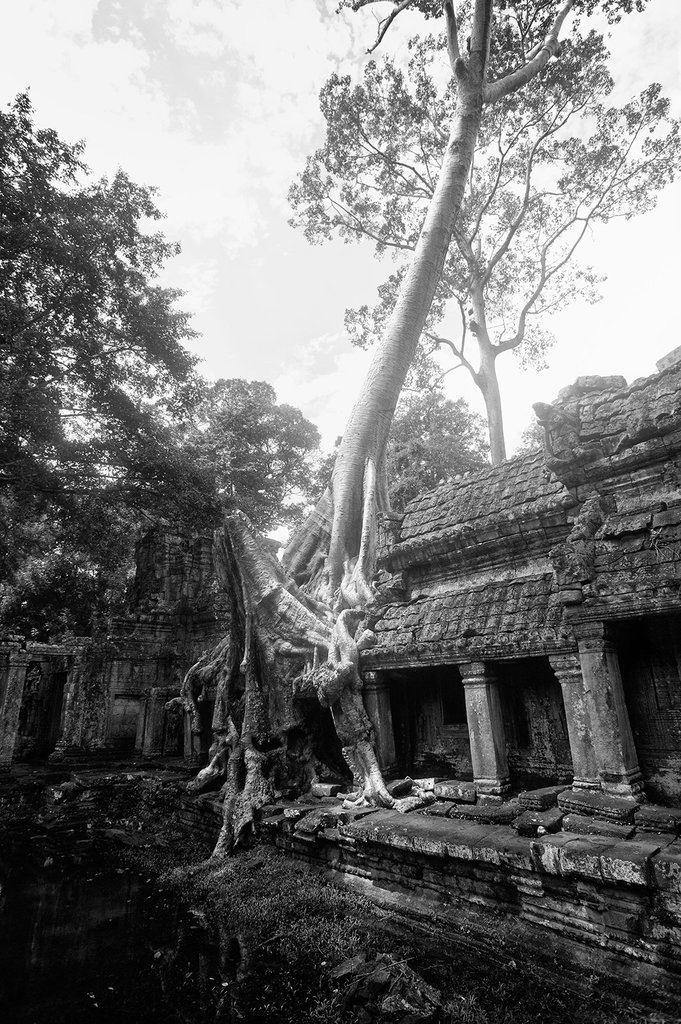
[3,353,681,988]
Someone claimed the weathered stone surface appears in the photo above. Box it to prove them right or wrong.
[652,842,681,893]
[450,801,520,826]
[599,839,664,887]
[394,792,436,814]
[310,782,342,798]
[557,789,639,823]
[562,814,635,840]
[386,777,414,798]
[518,785,568,811]
[411,777,437,791]
[558,835,615,881]
[513,807,563,837]
[295,808,341,836]
[635,804,681,835]
[423,801,454,817]
[433,780,476,803]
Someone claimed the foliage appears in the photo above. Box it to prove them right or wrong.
[0,97,322,640]
[314,387,488,512]
[387,386,489,510]
[182,378,321,533]
[0,93,220,639]
[291,4,680,457]
[0,93,211,518]
[513,416,545,456]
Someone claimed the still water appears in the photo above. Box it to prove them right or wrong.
[0,850,179,1023]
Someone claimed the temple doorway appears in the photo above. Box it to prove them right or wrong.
[615,614,681,805]
[497,657,573,789]
[387,665,472,778]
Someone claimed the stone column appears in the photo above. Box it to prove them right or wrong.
[363,672,397,774]
[549,652,599,791]
[50,654,85,761]
[0,646,29,771]
[460,661,510,799]
[142,687,168,758]
[574,622,644,798]
[184,713,200,764]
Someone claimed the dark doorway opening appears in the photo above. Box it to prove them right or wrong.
[387,665,471,779]
[615,614,681,805]
[497,657,572,789]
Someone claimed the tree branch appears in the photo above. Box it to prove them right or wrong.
[365,0,414,54]
[443,0,464,75]
[483,0,574,104]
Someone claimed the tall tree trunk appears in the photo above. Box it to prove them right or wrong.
[477,341,506,464]
[287,2,494,592]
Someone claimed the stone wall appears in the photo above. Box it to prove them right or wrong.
[1,528,229,770]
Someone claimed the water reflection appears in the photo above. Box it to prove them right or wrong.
[0,852,178,1023]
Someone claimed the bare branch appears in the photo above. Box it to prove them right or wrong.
[484,0,574,105]
[365,0,414,54]
[424,320,477,379]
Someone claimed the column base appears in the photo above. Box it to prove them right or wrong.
[571,777,602,792]
[601,768,646,801]
[475,776,511,799]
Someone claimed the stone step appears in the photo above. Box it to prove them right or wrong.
[518,785,569,812]
[557,789,640,824]
[513,807,564,837]
[450,801,520,826]
[635,804,681,835]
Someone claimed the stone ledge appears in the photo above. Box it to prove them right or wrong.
[563,814,636,840]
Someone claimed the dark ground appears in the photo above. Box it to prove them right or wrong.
[0,764,678,1024]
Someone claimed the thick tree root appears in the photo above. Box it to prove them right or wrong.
[182,453,396,856]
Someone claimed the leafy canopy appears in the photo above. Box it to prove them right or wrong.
[184,379,321,534]
[292,4,679,385]
[387,386,489,511]
[0,92,212,522]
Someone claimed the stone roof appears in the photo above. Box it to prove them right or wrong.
[538,365,681,489]
[382,451,575,573]
[366,571,571,668]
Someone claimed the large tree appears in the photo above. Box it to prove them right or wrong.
[0,93,213,522]
[0,94,218,640]
[388,387,488,510]
[183,379,321,534]
[176,0,655,855]
[290,7,679,462]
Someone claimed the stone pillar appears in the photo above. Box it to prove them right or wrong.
[549,652,599,791]
[363,672,397,774]
[460,661,510,799]
[50,654,85,761]
[0,646,29,771]
[184,713,200,764]
[574,622,644,798]
[142,687,169,758]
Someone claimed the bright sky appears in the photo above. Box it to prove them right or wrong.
[2,0,680,455]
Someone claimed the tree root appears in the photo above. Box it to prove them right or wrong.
[181,449,396,856]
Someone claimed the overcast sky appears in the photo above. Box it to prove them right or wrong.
[3,0,680,454]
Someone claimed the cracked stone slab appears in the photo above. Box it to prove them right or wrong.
[434,780,476,803]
